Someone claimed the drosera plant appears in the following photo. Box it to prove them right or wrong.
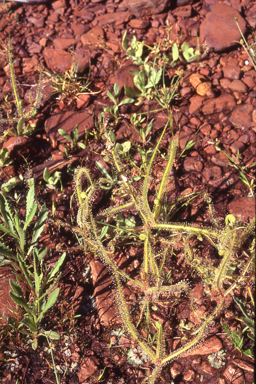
[72,119,255,383]
[0,38,43,138]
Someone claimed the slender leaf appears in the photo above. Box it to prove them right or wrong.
[9,291,32,314]
[58,129,72,142]
[21,316,37,333]
[0,241,16,259]
[17,253,34,289]
[38,288,59,322]
[45,252,66,283]
[9,279,23,297]
[43,168,51,182]
[172,43,179,61]
[31,204,48,244]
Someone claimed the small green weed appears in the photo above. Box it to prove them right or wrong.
[0,183,66,351]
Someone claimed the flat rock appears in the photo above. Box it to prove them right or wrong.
[183,157,204,173]
[229,104,254,129]
[94,12,131,27]
[90,260,120,326]
[43,47,92,73]
[227,197,255,221]
[124,0,169,17]
[246,3,256,28]
[0,266,23,325]
[53,38,79,50]
[200,3,246,52]
[81,26,105,47]
[201,94,236,115]
[183,336,223,357]
[45,111,94,148]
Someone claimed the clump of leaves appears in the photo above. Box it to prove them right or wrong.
[0,182,66,350]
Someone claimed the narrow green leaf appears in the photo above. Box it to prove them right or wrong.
[9,279,23,297]
[43,168,51,182]
[122,30,128,51]
[45,252,66,282]
[99,225,108,239]
[31,204,48,244]
[113,83,120,97]
[17,118,24,136]
[9,292,31,314]
[21,316,37,333]
[118,98,134,106]
[96,161,113,181]
[17,253,34,290]
[172,43,179,61]
[38,288,59,322]
[24,203,37,231]
[107,89,117,105]
[58,129,72,142]
[124,85,141,98]
[73,125,79,143]
[38,248,48,260]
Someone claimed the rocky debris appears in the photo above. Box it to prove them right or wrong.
[170,362,182,378]
[124,0,169,17]
[233,359,254,373]
[227,197,255,221]
[90,260,120,326]
[224,364,245,384]
[200,4,246,52]
[45,111,94,148]
[201,94,236,115]
[229,104,255,130]
[77,356,99,383]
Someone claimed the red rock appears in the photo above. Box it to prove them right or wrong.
[3,136,32,154]
[227,197,255,221]
[183,157,204,173]
[183,336,223,357]
[77,356,99,383]
[115,63,140,92]
[223,65,241,80]
[202,94,236,115]
[45,111,94,148]
[128,19,150,29]
[224,364,244,384]
[76,94,90,109]
[124,0,169,17]
[200,4,246,52]
[228,80,248,93]
[229,104,254,129]
[81,26,104,47]
[90,260,120,326]
[53,38,79,50]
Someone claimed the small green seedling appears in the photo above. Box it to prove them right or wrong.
[104,83,134,121]
[58,125,86,150]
